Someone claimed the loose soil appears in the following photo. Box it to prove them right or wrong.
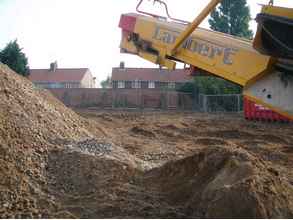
[1,64,293,218]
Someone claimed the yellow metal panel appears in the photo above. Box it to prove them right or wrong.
[120,35,138,54]
[138,51,158,64]
[132,15,273,86]
[261,5,293,19]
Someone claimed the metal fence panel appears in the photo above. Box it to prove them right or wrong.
[49,88,243,112]
[199,94,243,112]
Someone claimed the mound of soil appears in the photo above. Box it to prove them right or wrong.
[143,146,293,218]
[0,64,101,218]
[46,141,181,218]
[0,65,94,147]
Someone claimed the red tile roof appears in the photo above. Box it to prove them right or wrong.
[29,68,89,83]
[112,68,192,82]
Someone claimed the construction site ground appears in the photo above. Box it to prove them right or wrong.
[55,109,293,218]
[76,109,293,173]
[1,64,293,219]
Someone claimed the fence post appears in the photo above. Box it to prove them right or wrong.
[140,89,144,110]
[195,93,200,111]
[112,89,115,109]
[203,95,208,112]
[237,94,241,112]
[166,90,169,110]
[136,88,139,109]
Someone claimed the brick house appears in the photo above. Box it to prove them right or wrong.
[111,67,192,90]
[29,62,96,89]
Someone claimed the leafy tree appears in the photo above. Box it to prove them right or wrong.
[209,0,253,39]
[178,76,242,95]
[0,40,30,76]
[193,76,242,95]
[177,82,198,97]
[100,76,112,88]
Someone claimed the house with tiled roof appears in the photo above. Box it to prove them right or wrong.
[111,64,192,90]
[29,62,96,89]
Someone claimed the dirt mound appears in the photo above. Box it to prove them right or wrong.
[46,141,187,218]
[0,64,94,147]
[143,146,293,218]
[0,64,103,218]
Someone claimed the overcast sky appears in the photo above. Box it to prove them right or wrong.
[1,0,293,87]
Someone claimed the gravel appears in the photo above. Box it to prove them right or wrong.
[66,139,113,156]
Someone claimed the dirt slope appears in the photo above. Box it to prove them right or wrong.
[0,64,102,218]
[0,65,93,146]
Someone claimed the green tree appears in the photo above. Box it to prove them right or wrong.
[209,0,253,39]
[193,76,242,95]
[178,76,242,95]
[0,40,30,76]
[100,76,112,88]
[177,82,198,97]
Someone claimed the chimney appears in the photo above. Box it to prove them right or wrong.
[49,61,58,72]
[93,77,97,88]
[119,61,125,69]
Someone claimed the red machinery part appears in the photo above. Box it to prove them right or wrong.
[119,14,137,32]
[244,97,292,122]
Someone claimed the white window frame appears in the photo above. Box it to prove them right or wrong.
[118,81,125,89]
[132,80,141,89]
[148,81,155,89]
[168,82,176,89]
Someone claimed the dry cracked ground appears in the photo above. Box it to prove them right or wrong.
[0,63,293,218]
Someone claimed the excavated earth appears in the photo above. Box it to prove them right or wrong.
[0,64,293,218]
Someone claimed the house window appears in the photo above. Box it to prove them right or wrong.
[168,82,176,89]
[132,80,141,89]
[148,81,155,89]
[49,83,59,89]
[118,81,125,89]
